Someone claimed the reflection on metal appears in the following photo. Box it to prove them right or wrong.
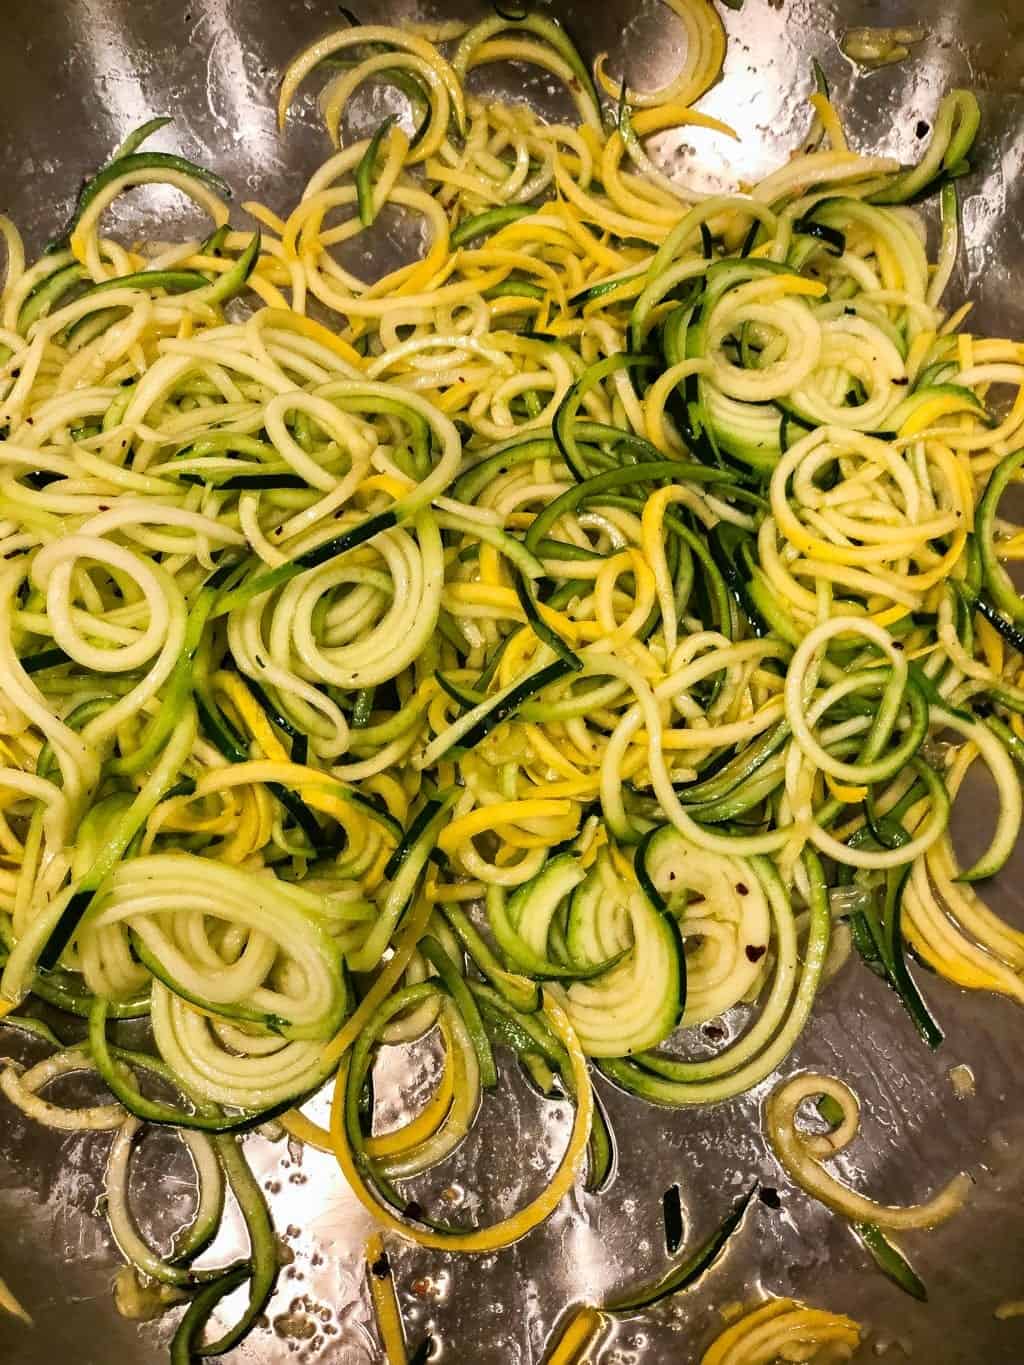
[1,1,1024,1361]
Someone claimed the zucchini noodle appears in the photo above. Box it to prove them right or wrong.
[0,1271,31,1327]
[765,1071,970,1229]
[0,6,1017,1360]
[106,1116,226,1286]
[544,1305,608,1363]
[701,1297,862,1364]
[365,1232,410,1365]
[0,1045,124,1130]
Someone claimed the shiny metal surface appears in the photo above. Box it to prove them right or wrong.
[2,2,1024,1361]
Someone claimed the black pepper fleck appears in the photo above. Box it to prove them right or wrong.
[745,944,766,962]
[736,882,749,895]
[370,1253,390,1279]
[758,1186,782,1209]
[916,120,930,138]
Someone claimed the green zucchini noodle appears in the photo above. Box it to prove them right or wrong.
[765,1071,970,1229]
[0,0,1020,1356]
[106,1115,226,1286]
[0,1045,124,1129]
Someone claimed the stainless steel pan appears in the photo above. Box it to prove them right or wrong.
[1,2,1023,1360]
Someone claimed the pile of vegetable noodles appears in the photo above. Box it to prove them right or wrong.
[0,0,1022,1357]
